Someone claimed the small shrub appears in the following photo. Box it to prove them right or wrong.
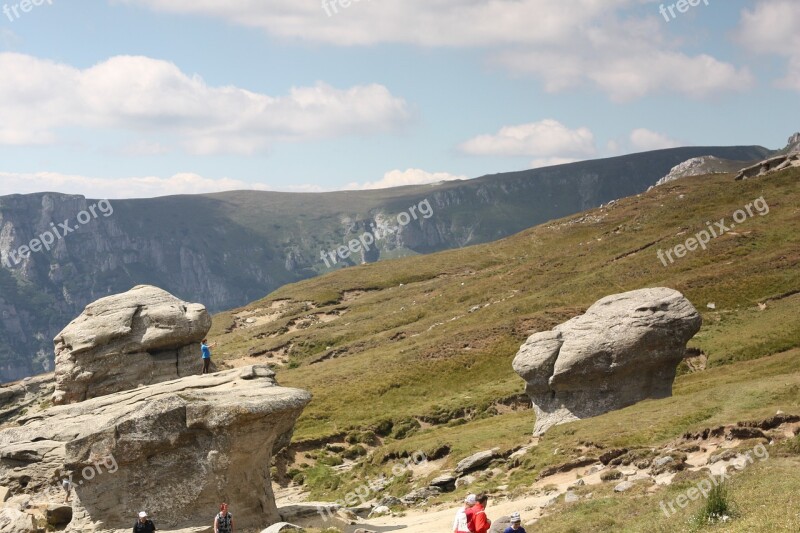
[373,419,394,437]
[780,434,800,455]
[391,417,421,440]
[342,445,367,460]
[600,470,623,482]
[696,482,735,525]
[318,453,344,467]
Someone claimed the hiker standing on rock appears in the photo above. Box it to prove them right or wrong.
[472,493,491,533]
[133,511,156,533]
[214,502,234,533]
[453,493,476,533]
[201,338,217,375]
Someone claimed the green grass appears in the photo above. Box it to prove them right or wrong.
[212,168,800,442]
[210,168,800,526]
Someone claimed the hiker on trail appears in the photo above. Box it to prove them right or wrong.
[201,338,217,375]
[472,493,491,533]
[214,502,234,533]
[453,493,476,533]
[133,511,156,533]
[503,512,526,533]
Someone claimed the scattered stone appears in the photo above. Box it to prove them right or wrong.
[455,475,476,488]
[614,481,634,493]
[429,473,457,491]
[565,491,580,503]
[653,456,673,468]
[0,487,9,504]
[570,479,585,487]
[261,523,304,533]
[513,288,701,435]
[376,496,402,508]
[354,529,377,533]
[401,486,441,505]
[368,505,391,518]
[708,451,738,464]
[0,508,35,533]
[455,449,500,474]
[279,503,340,522]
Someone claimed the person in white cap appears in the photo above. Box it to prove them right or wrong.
[453,493,476,533]
[503,512,526,533]
[133,511,156,533]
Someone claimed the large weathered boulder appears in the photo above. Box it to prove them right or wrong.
[0,365,311,532]
[53,285,212,404]
[513,288,701,435]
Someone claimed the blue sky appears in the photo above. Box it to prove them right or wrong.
[0,0,798,198]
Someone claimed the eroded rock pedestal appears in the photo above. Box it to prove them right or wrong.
[0,365,311,532]
[513,288,701,435]
[53,285,212,405]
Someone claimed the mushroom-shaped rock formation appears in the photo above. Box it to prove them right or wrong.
[513,288,701,435]
[0,365,311,532]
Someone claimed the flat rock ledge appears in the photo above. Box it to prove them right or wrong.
[0,365,311,532]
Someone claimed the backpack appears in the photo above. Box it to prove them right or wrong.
[217,512,232,533]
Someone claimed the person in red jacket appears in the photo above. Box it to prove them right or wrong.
[472,494,491,533]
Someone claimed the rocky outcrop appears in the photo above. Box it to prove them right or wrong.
[513,288,701,435]
[52,285,212,405]
[0,365,311,532]
[735,152,800,181]
[655,156,734,186]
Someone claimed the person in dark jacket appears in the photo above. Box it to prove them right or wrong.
[133,511,156,533]
[214,503,234,533]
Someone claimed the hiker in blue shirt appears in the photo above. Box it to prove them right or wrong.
[503,512,526,533]
[201,338,217,375]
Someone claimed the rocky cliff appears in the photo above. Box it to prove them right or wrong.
[0,145,770,380]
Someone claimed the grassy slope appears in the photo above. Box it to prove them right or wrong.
[212,168,799,437]
[211,168,800,530]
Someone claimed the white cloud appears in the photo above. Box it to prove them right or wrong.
[0,53,409,153]
[0,169,467,198]
[0,171,327,199]
[116,0,753,101]
[737,0,800,90]
[345,168,467,190]
[459,120,596,160]
[629,128,682,151]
